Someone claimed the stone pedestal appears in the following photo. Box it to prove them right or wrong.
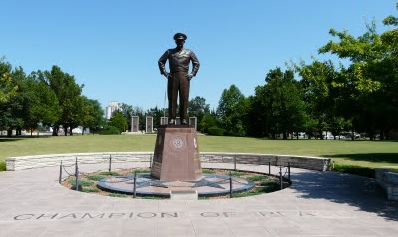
[160,117,168,126]
[189,117,197,130]
[151,125,202,181]
[146,116,153,133]
[131,116,139,132]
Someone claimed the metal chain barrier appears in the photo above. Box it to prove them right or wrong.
[58,154,293,196]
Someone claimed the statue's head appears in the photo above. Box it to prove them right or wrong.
[173,33,187,48]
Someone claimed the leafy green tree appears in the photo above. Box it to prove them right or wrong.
[188,96,210,131]
[40,66,84,136]
[216,85,247,136]
[23,73,61,135]
[0,59,19,136]
[81,97,105,134]
[296,61,336,139]
[120,103,134,130]
[318,12,398,139]
[109,111,127,133]
[0,57,18,104]
[199,114,222,134]
[263,68,305,139]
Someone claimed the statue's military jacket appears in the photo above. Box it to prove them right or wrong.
[158,48,200,76]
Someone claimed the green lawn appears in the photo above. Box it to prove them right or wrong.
[1,135,397,169]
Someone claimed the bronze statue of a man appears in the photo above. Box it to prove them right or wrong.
[158,33,200,125]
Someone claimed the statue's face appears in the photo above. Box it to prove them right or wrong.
[175,39,185,48]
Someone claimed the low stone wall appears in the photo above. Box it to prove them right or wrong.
[6,152,331,172]
[376,169,398,201]
[200,153,330,171]
[6,152,152,171]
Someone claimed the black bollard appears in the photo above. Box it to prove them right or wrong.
[288,162,291,180]
[75,158,79,191]
[234,156,237,171]
[133,171,137,198]
[150,154,153,169]
[109,154,112,172]
[279,166,283,190]
[59,161,63,184]
[229,173,233,198]
[268,161,271,175]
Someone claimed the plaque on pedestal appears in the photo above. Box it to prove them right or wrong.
[151,125,202,181]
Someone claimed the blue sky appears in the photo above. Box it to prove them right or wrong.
[1,0,396,111]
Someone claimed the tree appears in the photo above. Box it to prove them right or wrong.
[188,96,210,131]
[41,66,84,136]
[318,12,398,139]
[109,110,127,133]
[81,97,105,134]
[216,85,248,136]
[260,68,305,139]
[0,59,19,136]
[23,73,61,135]
[296,60,336,139]
[0,57,18,104]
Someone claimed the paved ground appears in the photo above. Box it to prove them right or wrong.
[0,162,397,237]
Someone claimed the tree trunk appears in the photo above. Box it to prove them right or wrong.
[283,131,287,140]
[7,129,12,137]
[52,126,58,136]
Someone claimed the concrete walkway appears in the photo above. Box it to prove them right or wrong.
[0,162,397,237]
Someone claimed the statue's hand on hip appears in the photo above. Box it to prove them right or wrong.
[164,72,171,79]
[186,73,194,81]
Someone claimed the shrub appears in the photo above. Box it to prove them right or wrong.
[0,162,6,171]
[99,171,120,176]
[333,164,375,178]
[108,193,128,198]
[99,125,120,135]
[207,126,225,136]
[87,175,106,181]
[228,171,246,176]
[247,175,268,181]
[132,169,150,174]
[82,187,100,193]
[69,179,95,186]
[202,169,216,174]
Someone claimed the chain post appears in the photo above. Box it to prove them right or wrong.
[268,161,271,175]
[234,155,237,171]
[288,162,291,180]
[75,158,79,191]
[279,166,283,190]
[109,154,112,172]
[59,161,63,184]
[133,171,137,198]
[229,171,233,198]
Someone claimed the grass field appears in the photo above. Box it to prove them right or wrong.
[0,135,397,169]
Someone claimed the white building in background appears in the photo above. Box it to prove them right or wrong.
[105,101,121,120]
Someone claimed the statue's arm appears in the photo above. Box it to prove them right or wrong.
[158,50,169,76]
[190,52,200,76]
